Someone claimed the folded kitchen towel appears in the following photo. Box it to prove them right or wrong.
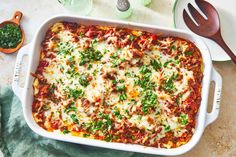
[0,87,158,157]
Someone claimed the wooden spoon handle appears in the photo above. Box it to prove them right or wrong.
[11,11,23,25]
[212,32,236,64]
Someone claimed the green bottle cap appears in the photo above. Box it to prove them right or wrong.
[140,0,152,6]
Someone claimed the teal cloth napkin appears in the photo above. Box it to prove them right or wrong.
[0,87,159,157]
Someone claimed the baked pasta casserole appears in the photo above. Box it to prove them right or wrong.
[32,22,203,148]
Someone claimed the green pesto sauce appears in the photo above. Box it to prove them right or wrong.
[0,24,22,48]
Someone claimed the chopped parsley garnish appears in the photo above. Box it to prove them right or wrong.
[87,64,92,70]
[184,51,193,56]
[79,32,85,37]
[129,35,135,41]
[175,93,183,105]
[49,83,56,93]
[79,51,90,65]
[79,47,103,65]
[70,114,79,124]
[151,59,162,70]
[135,65,156,90]
[66,68,78,77]
[120,58,126,62]
[68,56,75,68]
[139,65,151,74]
[141,90,157,114]
[89,48,103,61]
[110,52,120,67]
[63,129,70,134]
[104,134,113,142]
[103,48,109,54]
[111,59,119,67]
[79,74,89,87]
[110,52,119,59]
[99,113,111,121]
[91,39,98,46]
[163,60,172,68]
[116,85,125,92]
[92,69,98,76]
[170,45,176,51]
[57,42,74,56]
[161,74,178,93]
[112,79,118,84]
[67,88,84,100]
[83,133,90,137]
[119,92,127,101]
[135,73,156,90]
[164,125,171,132]
[119,79,125,83]
[87,113,113,132]
[180,114,188,125]
[131,135,136,141]
[64,102,77,113]
[92,121,103,131]
[125,72,132,77]
[115,82,127,101]
[113,107,123,119]
[68,56,74,63]
[42,104,51,111]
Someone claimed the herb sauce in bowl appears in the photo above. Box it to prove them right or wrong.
[0,24,22,49]
[0,11,24,54]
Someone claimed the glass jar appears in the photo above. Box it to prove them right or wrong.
[58,0,93,15]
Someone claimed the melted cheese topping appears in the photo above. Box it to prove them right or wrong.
[32,22,203,149]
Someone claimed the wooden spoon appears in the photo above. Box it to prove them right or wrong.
[0,11,24,54]
[183,0,236,63]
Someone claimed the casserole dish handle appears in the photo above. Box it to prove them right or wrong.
[205,68,222,127]
[12,44,30,102]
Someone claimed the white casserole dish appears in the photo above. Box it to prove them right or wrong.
[12,15,222,156]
